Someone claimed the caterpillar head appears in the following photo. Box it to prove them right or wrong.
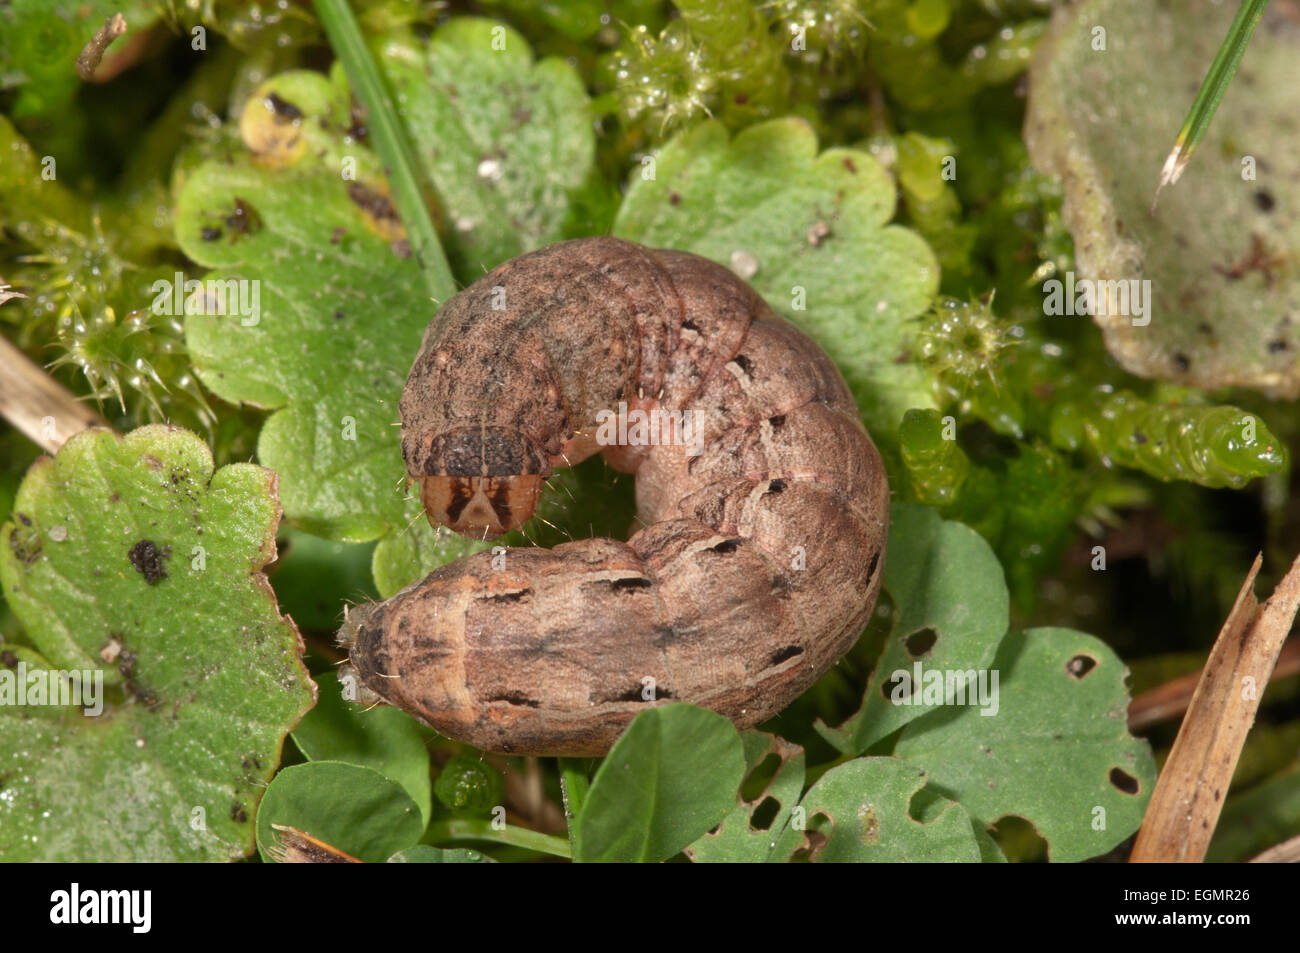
[404,426,551,538]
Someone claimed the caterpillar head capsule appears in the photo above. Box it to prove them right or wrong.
[402,424,551,538]
[419,473,544,538]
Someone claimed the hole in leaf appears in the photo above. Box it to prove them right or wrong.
[1109,767,1140,795]
[1066,653,1098,679]
[790,813,831,862]
[989,815,1048,863]
[904,627,938,659]
[749,797,781,831]
[741,754,782,801]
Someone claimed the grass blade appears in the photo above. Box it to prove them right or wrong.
[1151,0,1268,212]
[312,0,456,303]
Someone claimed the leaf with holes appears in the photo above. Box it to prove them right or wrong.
[818,503,1009,754]
[612,117,939,437]
[768,757,982,862]
[256,761,424,863]
[291,671,433,826]
[893,628,1156,862]
[0,425,315,862]
[685,730,805,863]
[572,703,746,862]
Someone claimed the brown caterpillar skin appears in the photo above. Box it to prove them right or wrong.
[339,237,888,756]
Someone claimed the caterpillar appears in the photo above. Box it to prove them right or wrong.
[338,237,889,756]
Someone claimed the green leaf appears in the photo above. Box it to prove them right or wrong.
[388,845,495,863]
[612,117,939,437]
[685,730,806,863]
[291,671,432,825]
[768,757,982,862]
[1025,0,1300,398]
[0,425,315,861]
[818,503,1009,753]
[256,761,423,863]
[381,19,597,279]
[573,703,745,862]
[894,627,1157,862]
[177,70,429,542]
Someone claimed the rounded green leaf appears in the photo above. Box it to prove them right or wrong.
[573,703,745,863]
[256,761,423,863]
[0,425,316,861]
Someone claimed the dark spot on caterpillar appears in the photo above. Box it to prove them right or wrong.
[488,692,541,708]
[1255,189,1276,212]
[733,92,749,105]
[669,192,682,206]
[842,156,858,174]
[1108,767,1140,795]
[767,478,786,494]
[231,803,248,823]
[265,91,303,121]
[16,513,31,526]
[1133,431,1148,444]
[485,589,531,603]
[769,414,786,429]
[1269,339,1288,353]
[128,540,169,585]
[225,198,261,238]
[710,538,742,554]
[768,645,803,666]
[866,551,879,580]
[1,650,17,669]
[731,354,754,376]
[330,226,347,245]
[1173,352,1190,372]
[347,181,400,226]
[1197,322,1213,335]
[200,226,222,241]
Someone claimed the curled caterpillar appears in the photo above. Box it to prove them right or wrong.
[339,237,888,756]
